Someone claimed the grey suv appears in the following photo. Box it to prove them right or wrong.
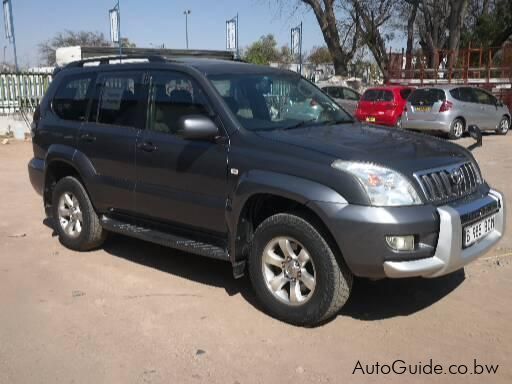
[28,56,506,325]
[403,85,511,139]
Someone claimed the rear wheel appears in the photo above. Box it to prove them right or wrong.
[248,213,353,326]
[496,116,510,135]
[52,176,106,251]
[395,116,403,129]
[448,118,465,140]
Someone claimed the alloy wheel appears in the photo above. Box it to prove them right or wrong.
[261,237,316,306]
[58,192,83,239]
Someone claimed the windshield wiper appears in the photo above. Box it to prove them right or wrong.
[282,119,317,130]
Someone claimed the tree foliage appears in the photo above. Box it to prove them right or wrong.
[243,34,293,66]
[308,46,332,65]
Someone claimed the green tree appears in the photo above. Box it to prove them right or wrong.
[243,34,280,65]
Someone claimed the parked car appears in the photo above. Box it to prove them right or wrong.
[355,86,413,128]
[28,56,505,326]
[402,86,511,139]
[320,85,360,115]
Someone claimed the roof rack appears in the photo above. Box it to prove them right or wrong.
[64,55,167,69]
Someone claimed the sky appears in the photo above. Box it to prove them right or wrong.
[2,0,405,67]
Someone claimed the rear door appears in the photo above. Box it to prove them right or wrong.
[77,70,148,214]
[407,88,446,121]
[358,89,379,121]
[373,89,395,123]
[452,87,478,126]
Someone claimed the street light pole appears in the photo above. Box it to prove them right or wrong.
[184,10,191,49]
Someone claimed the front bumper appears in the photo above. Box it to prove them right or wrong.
[384,189,505,278]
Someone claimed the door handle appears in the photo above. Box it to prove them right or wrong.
[137,141,157,152]
[79,133,96,143]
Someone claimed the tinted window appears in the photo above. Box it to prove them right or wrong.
[408,88,446,106]
[149,72,210,135]
[362,89,379,101]
[91,72,148,128]
[472,88,494,105]
[328,87,343,99]
[380,90,394,102]
[52,74,93,121]
[343,88,360,101]
[450,88,461,100]
[457,87,476,103]
[399,88,412,100]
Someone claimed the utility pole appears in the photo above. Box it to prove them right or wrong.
[184,10,191,49]
[3,0,18,71]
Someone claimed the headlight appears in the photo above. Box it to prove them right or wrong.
[331,160,422,206]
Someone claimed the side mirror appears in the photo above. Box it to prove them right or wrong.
[467,125,482,151]
[177,115,219,140]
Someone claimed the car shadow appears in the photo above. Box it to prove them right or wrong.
[43,219,466,323]
[340,270,465,321]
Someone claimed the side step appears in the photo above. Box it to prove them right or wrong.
[100,216,229,261]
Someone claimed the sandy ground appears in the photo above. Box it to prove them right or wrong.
[0,135,511,384]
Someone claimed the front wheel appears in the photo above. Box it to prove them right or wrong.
[448,118,465,140]
[248,213,353,326]
[496,116,510,135]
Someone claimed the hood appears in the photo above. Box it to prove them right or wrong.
[255,122,470,176]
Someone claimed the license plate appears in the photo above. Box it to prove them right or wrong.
[464,214,495,247]
[414,106,431,112]
[366,117,376,122]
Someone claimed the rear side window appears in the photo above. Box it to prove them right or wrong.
[408,88,446,106]
[457,87,476,103]
[399,88,412,100]
[90,72,148,128]
[362,89,379,101]
[52,74,93,121]
[343,88,360,101]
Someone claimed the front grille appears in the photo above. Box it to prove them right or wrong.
[414,162,481,204]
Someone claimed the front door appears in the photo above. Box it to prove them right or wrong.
[77,70,148,214]
[135,70,229,235]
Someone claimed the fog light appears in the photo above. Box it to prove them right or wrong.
[386,235,415,251]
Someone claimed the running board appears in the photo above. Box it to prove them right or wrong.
[100,216,229,261]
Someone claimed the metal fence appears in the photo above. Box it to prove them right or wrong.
[0,72,52,115]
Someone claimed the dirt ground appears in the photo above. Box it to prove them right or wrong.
[0,135,511,384]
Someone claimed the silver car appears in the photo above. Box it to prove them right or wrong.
[321,85,360,115]
[402,85,511,139]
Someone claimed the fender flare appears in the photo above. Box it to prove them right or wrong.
[44,145,98,203]
[227,170,347,263]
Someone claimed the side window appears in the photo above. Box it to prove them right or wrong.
[343,88,360,101]
[91,72,148,128]
[149,71,210,135]
[330,87,343,99]
[450,88,461,100]
[472,89,494,105]
[399,88,412,100]
[458,87,476,103]
[52,74,93,121]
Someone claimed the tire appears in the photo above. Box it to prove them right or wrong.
[395,116,403,129]
[496,116,510,135]
[448,118,465,140]
[248,213,353,326]
[52,176,106,251]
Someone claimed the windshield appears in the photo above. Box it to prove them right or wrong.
[208,73,353,131]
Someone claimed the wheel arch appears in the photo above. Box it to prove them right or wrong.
[44,145,97,215]
[228,171,347,268]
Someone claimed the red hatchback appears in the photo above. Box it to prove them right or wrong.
[355,86,413,128]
